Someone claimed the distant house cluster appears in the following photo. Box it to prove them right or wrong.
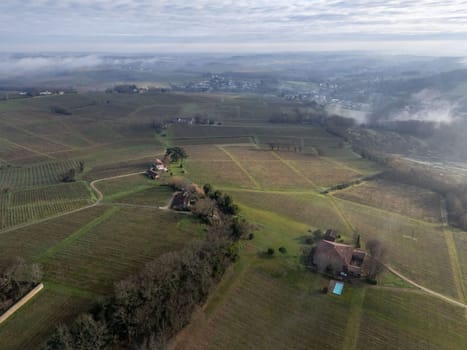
[146,158,168,180]
[313,229,367,278]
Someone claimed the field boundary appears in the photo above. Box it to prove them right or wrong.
[36,206,119,262]
[271,151,318,188]
[331,194,440,228]
[342,287,366,350]
[0,136,55,160]
[216,145,261,189]
[0,283,44,325]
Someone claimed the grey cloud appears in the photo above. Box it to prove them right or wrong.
[1,1,467,53]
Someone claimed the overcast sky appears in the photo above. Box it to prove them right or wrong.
[2,1,467,55]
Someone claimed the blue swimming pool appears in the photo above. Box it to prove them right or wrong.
[332,282,344,295]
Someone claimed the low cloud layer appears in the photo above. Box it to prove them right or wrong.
[370,89,460,125]
[392,90,459,124]
[0,55,103,77]
[1,1,467,53]
[0,54,167,78]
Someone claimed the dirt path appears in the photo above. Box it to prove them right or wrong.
[89,172,145,204]
[385,265,467,310]
[159,191,178,210]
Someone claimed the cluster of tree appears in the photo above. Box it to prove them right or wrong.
[194,114,218,125]
[445,191,467,229]
[167,178,204,204]
[266,141,302,152]
[165,147,188,165]
[320,114,356,139]
[265,246,287,256]
[45,231,238,349]
[322,173,383,194]
[202,184,239,216]
[50,105,72,115]
[189,184,249,241]
[269,104,327,124]
[60,162,84,183]
[365,239,388,281]
[0,258,42,314]
[105,84,139,94]
[152,120,166,134]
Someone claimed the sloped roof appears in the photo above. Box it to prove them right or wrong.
[317,240,354,264]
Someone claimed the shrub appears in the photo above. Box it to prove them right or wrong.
[247,233,254,240]
[266,248,275,256]
[278,246,287,254]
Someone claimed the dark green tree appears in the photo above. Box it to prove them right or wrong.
[165,147,188,165]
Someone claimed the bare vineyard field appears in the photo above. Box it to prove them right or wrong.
[170,136,252,146]
[0,206,108,259]
[93,173,155,201]
[0,160,80,189]
[175,269,351,350]
[452,231,467,295]
[0,124,68,154]
[63,141,164,170]
[112,185,173,207]
[10,181,92,206]
[41,207,205,294]
[82,157,156,181]
[357,288,467,350]
[184,145,231,161]
[222,145,279,161]
[0,181,93,230]
[0,287,93,350]
[0,139,49,164]
[170,125,252,139]
[291,158,362,187]
[240,160,312,190]
[230,191,350,234]
[334,179,442,223]
[187,160,257,188]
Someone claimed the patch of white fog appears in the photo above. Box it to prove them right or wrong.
[391,89,458,124]
[326,105,368,124]
[0,55,163,78]
[0,55,104,77]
